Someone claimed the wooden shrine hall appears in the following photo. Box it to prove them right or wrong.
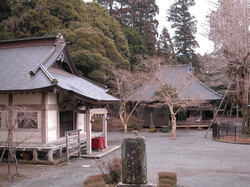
[0,34,118,164]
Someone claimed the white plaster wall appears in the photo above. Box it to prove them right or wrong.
[0,131,8,142]
[13,131,42,143]
[0,94,8,105]
[47,110,58,142]
[0,111,7,128]
[48,92,57,105]
[77,113,85,132]
[13,93,42,105]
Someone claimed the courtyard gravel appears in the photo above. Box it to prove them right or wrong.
[1,130,250,187]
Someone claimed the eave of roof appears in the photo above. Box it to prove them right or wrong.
[0,35,57,44]
[0,35,118,103]
[130,64,222,102]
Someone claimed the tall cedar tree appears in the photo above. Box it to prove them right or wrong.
[97,0,159,56]
[0,0,11,22]
[121,24,147,66]
[167,0,198,64]
[157,27,177,64]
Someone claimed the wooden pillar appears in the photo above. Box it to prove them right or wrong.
[236,104,239,118]
[103,114,108,147]
[66,134,69,164]
[86,109,92,154]
[42,92,48,144]
[59,147,63,158]
[78,130,81,158]
[8,93,14,143]
[150,109,153,126]
[76,113,81,130]
[200,109,203,121]
[213,108,216,122]
[32,150,38,162]
[48,150,53,162]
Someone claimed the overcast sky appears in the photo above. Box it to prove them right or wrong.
[84,0,219,55]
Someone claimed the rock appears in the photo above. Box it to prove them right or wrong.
[121,137,147,184]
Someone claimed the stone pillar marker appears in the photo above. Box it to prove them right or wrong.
[117,136,154,187]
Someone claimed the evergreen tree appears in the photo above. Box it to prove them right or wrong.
[121,24,146,66]
[119,0,159,56]
[157,27,176,63]
[0,0,11,22]
[97,0,159,56]
[96,0,115,15]
[167,0,198,64]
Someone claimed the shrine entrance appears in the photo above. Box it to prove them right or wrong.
[86,108,108,154]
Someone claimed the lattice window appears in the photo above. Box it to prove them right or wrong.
[17,112,38,129]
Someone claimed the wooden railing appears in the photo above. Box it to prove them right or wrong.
[65,129,81,164]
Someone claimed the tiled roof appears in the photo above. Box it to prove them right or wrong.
[0,36,118,103]
[132,64,222,101]
[49,67,118,102]
[0,45,54,90]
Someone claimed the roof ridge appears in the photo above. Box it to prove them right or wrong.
[40,65,58,84]
[0,35,57,43]
[30,47,56,76]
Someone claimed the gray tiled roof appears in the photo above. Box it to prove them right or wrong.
[0,45,54,90]
[49,67,118,102]
[132,65,222,101]
[0,39,118,102]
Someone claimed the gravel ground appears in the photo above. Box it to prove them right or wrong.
[1,130,250,187]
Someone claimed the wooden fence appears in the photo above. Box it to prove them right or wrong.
[65,129,82,164]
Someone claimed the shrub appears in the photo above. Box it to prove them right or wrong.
[158,172,177,187]
[106,158,121,184]
[159,126,171,133]
[83,174,106,187]
[127,116,144,131]
[148,125,157,132]
[97,157,122,184]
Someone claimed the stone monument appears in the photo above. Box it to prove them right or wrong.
[117,136,154,187]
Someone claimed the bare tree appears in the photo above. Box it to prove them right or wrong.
[138,57,196,139]
[208,0,250,134]
[197,53,228,91]
[111,69,150,133]
[0,105,36,176]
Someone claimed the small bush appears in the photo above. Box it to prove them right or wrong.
[97,157,122,184]
[106,158,122,184]
[148,125,157,132]
[158,172,177,187]
[83,174,106,187]
[159,178,175,186]
[128,116,144,131]
[159,126,171,133]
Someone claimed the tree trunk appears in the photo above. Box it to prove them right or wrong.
[169,106,176,139]
[124,124,128,134]
[242,68,249,135]
[119,112,128,134]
